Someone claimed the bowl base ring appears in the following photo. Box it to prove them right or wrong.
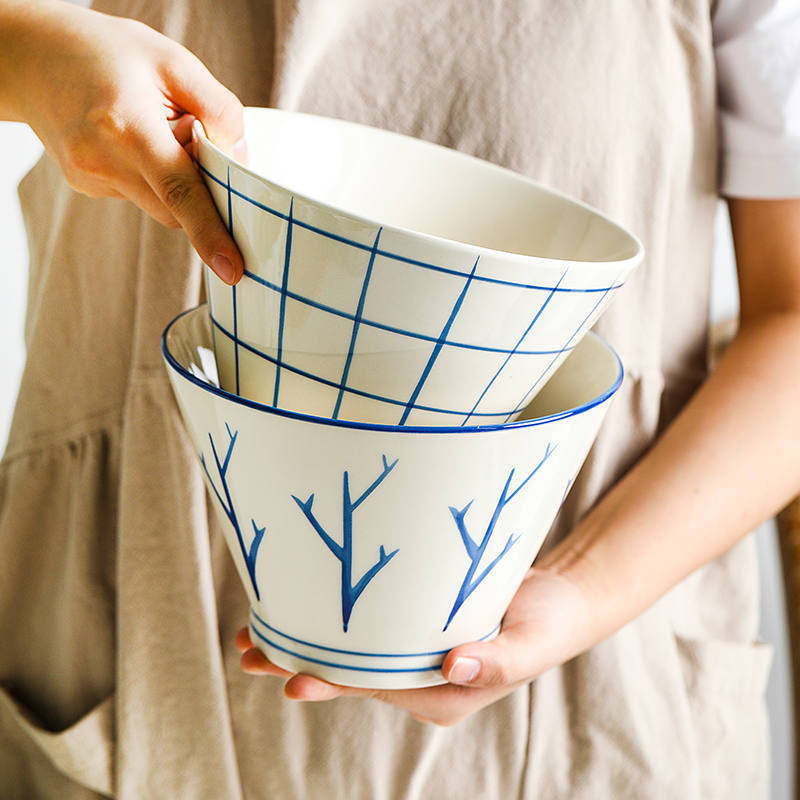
[247,609,503,689]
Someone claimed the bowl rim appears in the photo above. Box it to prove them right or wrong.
[193,107,644,271]
[162,305,624,434]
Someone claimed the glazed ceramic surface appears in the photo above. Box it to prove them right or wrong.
[163,305,622,688]
[194,108,641,426]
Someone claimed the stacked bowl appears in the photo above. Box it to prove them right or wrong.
[161,108,643,688]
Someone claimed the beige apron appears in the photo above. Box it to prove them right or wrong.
[0,0,773,797]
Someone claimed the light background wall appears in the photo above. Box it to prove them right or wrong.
[0,119,794,798]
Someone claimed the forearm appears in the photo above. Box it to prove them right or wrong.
[0,0,77,122]
[0,0,34,121]
[540,199,800,646]
[0,0,245,282]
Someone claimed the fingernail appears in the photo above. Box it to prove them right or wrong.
[448,656,480,685]
[211,253,236,284]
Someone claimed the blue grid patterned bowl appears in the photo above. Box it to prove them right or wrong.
[162,305,623,688]
[195,108,642,426]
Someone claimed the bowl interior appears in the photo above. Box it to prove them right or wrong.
[164,306,623,428]
[197,108,642,265]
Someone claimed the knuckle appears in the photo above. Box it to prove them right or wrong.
[210,85,242,118]
[58,106,128,189]
[485,662,512,687]
[59,141,105,196]
[59,128,97,178]
[155,171,197,215]
[198,90,245,150]
[221,92,245,124]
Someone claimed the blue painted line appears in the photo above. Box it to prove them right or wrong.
[227,169,241,397]
[462,268,569,426]
[399,256,479,425]
[226,166,234,235]
[250,610,500,662]
[251,627,440,674]
[233,285,240,396]
[226,271,573,357]
[162,306,624,434]
[333,228,382,420]
[274,198,294,406]
[198,165,628,293]
[505,270,623,421]
[210,316,512,421]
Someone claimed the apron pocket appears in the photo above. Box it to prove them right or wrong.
[676,635,773,799]
[0,684,114,797]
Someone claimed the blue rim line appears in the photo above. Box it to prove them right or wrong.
[161,305,624,435]
[504,268,626,420]
[250,620,496,675]
[210,316,515,421]
[250,609,500,660]
[198,164,635,293]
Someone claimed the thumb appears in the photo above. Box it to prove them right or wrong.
[441,623,562,689]
[441,639,525,689]
[441,566,599,689]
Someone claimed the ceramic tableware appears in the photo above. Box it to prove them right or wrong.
[162,304,623,688]
[194,107,641,425]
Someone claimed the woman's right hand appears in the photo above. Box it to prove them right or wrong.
[0,0,245,284]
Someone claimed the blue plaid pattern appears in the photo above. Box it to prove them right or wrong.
[201,160,627,427]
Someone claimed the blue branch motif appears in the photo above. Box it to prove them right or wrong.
[443,442,557,631]
[292,455,400,632]
[200,424,266,601]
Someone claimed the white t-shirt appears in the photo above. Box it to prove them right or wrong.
[714,0,800,197]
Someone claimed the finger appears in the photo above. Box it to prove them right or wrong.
[441,619,553,689]
[282,676,501,727]
[283,674,353,702]
[234,626,253,652]
[169,113,196,149]
[235,629,297,677]
[161,49,246,161]
[283,675,417,706]
[137,118,244,283]
[68,163,181,228]
[239,647,296,679]
[240,649,293,677]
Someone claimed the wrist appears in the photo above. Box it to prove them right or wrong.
[534,484,674,645]
[0,0,43,120]
[0,0,88,123]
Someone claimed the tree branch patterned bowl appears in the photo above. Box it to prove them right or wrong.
[162,304,623,689]
[194,107,641,426]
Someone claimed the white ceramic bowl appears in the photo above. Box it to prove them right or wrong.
[195,107,641,426]
[162,305,623,688]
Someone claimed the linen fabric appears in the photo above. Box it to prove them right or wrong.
[0,0,784,798]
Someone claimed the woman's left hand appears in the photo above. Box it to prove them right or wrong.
[236,565,595,726]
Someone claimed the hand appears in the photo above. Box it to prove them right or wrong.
[236,566,597,726]
[1,0,245,283]
[234,200,800,728]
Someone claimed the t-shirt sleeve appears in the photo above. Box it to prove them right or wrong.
[713,0,800,198]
